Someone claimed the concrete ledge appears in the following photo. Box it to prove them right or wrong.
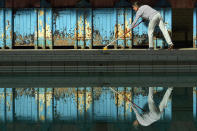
[0,72,196,87]
[0,65,196,73]
[0,49,196,73]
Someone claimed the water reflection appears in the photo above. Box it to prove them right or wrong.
[0,80,197,131]
[132,87,173,127]
[0,87,172,124]
[0,71,196,130]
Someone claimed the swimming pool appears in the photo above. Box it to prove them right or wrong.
[0,73,196,131]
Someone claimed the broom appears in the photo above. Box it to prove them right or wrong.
[103,20,143,50]
[109,87,145,112]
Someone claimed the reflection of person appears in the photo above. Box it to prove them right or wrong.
[132,87,173,127]
[131,1,174,50]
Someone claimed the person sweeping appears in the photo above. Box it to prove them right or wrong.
[132,87,173,127]
[131,2,174,50]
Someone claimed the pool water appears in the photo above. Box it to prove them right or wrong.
[0,73,196,131]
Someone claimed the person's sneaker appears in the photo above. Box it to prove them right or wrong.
[168,44,174,50]
[147,47,154,50]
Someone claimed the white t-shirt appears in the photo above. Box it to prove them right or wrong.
[135,111,161,126]
[131,5,159,28]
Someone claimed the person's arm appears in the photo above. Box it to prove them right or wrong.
[131,103,143,119]
[131,9,142,28]
[131,103,149,126]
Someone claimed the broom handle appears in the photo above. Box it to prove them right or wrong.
[109,87,145,112]
[105,20,143,47]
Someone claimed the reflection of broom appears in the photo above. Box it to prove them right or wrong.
[109,87,145,112]
[103,20,143,50]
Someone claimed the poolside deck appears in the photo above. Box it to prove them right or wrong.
[0,49,196,73]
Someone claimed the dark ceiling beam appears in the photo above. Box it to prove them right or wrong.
[155,0,171,8]
[3,0,197,8]
[168,0,196,8]
[40,0,51,8]
[115,0,131,8]
[0,0,5,8]
[76,0,91,8]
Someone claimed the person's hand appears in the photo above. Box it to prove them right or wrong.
[142,19,147,22]
[133,120,139,129]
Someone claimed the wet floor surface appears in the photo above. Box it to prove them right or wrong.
[0,73,196,131]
